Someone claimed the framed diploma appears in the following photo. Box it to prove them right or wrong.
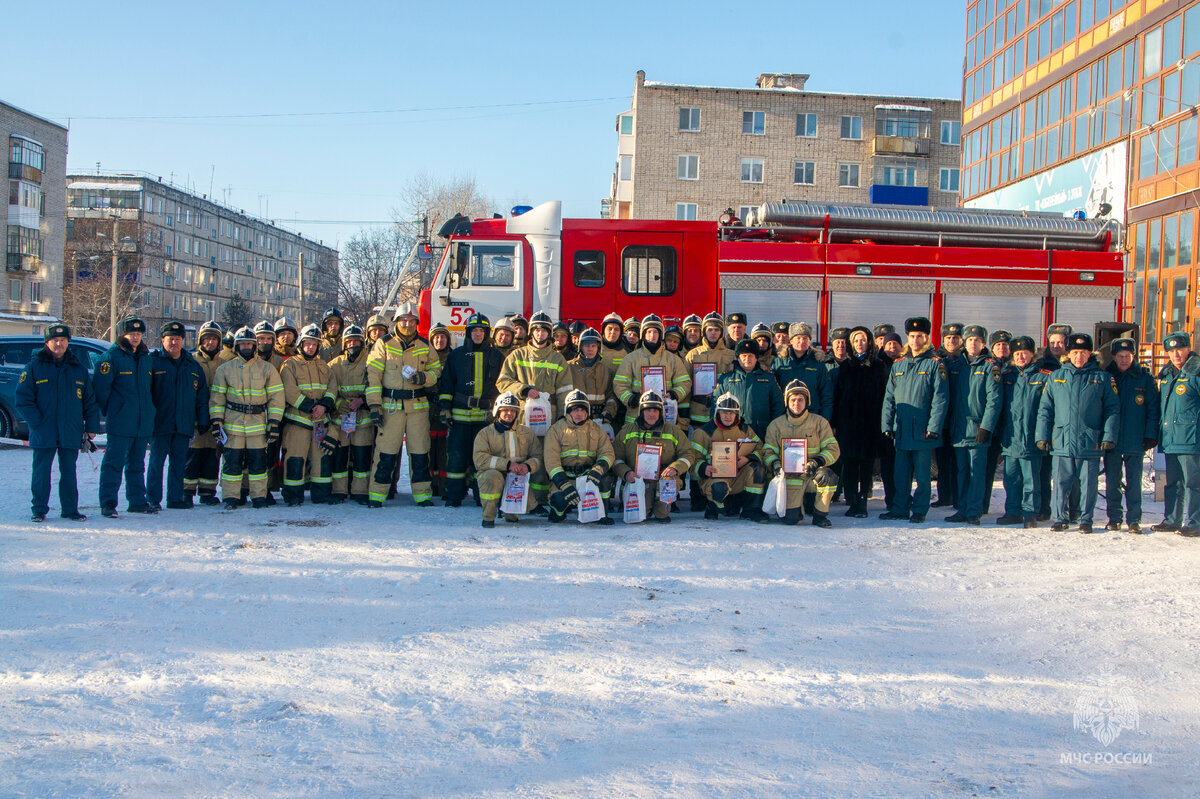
[635,444,662,479]
[711,441,737,478]
[782,438,807,474]
[693,363,716,396]
[641,366,666,394]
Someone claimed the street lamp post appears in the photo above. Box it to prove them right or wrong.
[109,214,120,343]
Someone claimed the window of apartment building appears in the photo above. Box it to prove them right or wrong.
[621,245,677,296]
[165,215,173,227]
[878,164,918,186]
[740,158,764,183]
[941,120,961,145]
[742,110,765,135]
[619,115,634,135]
[29,281,41,304]
[738,206,756,224]
[840,116,863,140]
[793,161,815,185]
[679,108,701,132]
[619,155,633,181]
[838,163,861,187]
[939,168,961,192]
[795,113,817,138]
[677,155,699,180]
[9,278,21,303]
[675,203,698,220]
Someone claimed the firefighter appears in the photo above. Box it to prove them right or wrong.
[496,311,573,510]
[685,312,736,430]
[473,391,542,528]
[428,322,453,499]
[945,325,1002,525]
[996,336,1051,528]
[681,314,703,353]
[1035,332,1119,533]
[622,316,641,349]
[273,317,299,361]
[510,314,529,348]
[880,316,949,524]
[567,327,619,427]
[148,320,211,510]
[254,320,281,369]
[327,324,373,505]
[831,326,890,518]
[552,321,577,362]
[689,392,768,522]
[724,312,748,349]
[210,326,285,509]
[771,322,791,358]
[15,322,101,522]
[253,319,285,500]
[663,324,685,357]
[279,324,338,506]
[612,390,693,523]
[764,380,841,527]
[544,388,616,524]
[365,313,390,346]
[933,321,966,509]
[568,320,585,348]
[749,324,775,370]
[364,303,442,508]
[439,313,503,507]
[772,322,833,420]
[492,316,518,361]
[1155,331,1200,536]
[614,314,692,425]
[600,312,630,371]
[715,339,783,440]
[320,307,345,361]
[873,323,896,353]
[185,320,228,506]
[93,317,156,518]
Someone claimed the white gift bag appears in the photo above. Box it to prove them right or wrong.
[575,476,605,524]
[762,471,789,517]
[664,396,679,424]
[623,477,647,524]
[501,472,529,515]
[524,395,552,436]
[598,420,615,442]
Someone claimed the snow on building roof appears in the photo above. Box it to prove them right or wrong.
[874,104,934,113]
[642,81,958,103]
[67,181,144,192]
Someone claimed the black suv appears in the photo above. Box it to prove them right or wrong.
[0,335,112,439]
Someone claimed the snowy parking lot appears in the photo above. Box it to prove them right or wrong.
[2,447,1199,797]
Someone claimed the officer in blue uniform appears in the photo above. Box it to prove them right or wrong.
[1102,337,1159,533]
[880,316,949,523]
[946,324,1002,524]
[933,321,966,509]
[1035,332,1119,533]
[15,323,101,522]
[996,336,1051,527]
[93,316,157,517]
[1154,331,1200,536]
[771,322,834,420]
[148,321,211,509]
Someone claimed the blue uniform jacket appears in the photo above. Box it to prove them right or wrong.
[999,361,1051,458]
[948,352,1002,448]
[1105,360,1160,455]
[716,362,784,439]
[771,349,833,420]
[1035,357,1120,458]
[15,347,102,449]
[881,345,949,451]
[150,348,211,437]
[92,338,155,438]
[1159,351,1200,455]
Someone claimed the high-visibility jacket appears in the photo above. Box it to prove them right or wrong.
[567,354,618,422]
[210,355,285,436]
[365,329,442,412]
[614,346,691,421]
[543,415,615,482]
[328,346,371,429]
[472,421,543,474]
[280,353,336,429]
[611,417,692,481]
[496,343,573,418]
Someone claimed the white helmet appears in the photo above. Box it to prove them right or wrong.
[493,391,521,415]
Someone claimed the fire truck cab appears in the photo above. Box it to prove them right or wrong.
[418,200,1124,347]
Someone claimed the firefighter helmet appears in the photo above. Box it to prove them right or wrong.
[234,326,256,344]
[429,323,451,343]
[664,324,683,341]
[682,314,702,330]
[493,315,515,333]
[464,313,490,334]
[750,323,772,339]
[298,324,322,344]
[640,314,664,335]
[639,390,664,410]
[197,320,223,342]
[601,312,623,331]
[552,320,569,334]
[493,391,521,415]
[342,324,365,342]
[784,379,810,404]
[702,311,724,330]
[273,316,298,337]
[568,320,585,336]
[322,307,343,324]
[528,311,553,332]
[714,392,741,414]
[564,388,590,413]
[366,313,390,331]
[395,303,417,321]
[579,327,601,347]
[253,320,275,338]
[623,316,640,332]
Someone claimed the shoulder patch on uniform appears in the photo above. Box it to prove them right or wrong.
[99,362,111,375]
[18,371,27,383]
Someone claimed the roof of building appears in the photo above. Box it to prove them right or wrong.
[0,100,69,132]
[641,80,958,104]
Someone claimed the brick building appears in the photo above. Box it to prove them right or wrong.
[65,173,338,341]
[3,100,68,335]
[605,71,962,222]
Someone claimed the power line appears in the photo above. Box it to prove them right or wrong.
[61,96,626,122]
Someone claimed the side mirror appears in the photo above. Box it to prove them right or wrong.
[448,273,462,290]
[416,243,434,261]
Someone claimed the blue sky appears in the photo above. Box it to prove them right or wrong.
[7,0,966,249]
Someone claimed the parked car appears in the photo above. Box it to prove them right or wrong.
[0,335,111,439]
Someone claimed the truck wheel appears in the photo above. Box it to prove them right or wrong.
[0,406,13,440]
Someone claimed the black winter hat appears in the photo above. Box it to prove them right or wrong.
[725,312,748,326]
[1010,336,1036,353]
[989,329,1012,346]
[905,317,932,335]
[160,321,186,338]
[872,323,895,338]
[1047,323,1073,338]
[44,323,71,341]
[734,338,759,357]
[963,324,987,342]
[1067,333,1094,352]
[1164,331,1191,351]
[941,322,965,337]
[830,327,851,342]
[1110,337,1136,355]
[120,317,147,335]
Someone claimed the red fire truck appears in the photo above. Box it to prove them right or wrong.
[407,201,1124,346]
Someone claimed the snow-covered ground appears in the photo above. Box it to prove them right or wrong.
[2,446,1199,798]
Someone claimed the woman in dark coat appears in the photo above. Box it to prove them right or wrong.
[832,326,891,517]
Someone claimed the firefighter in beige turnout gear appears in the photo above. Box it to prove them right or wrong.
[185,320,231,504]
[364,304,442,507]
[472,391,543,528]
[544,389,616,524]
[763,380,841,527]
[279,324,338,506]
[327,324,373,504]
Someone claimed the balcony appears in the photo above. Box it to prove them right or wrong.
[873,135,931,156]
[6,253,39,273]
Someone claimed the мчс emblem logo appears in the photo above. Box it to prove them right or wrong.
[1074,673,1139,746]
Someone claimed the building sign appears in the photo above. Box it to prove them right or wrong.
[964,142,1127,223]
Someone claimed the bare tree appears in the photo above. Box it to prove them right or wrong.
[63,217,157,340]
[335,226,407,325]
